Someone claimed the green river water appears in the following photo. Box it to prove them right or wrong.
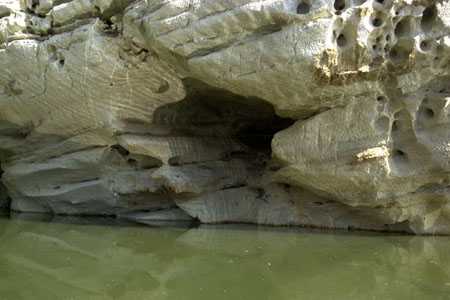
[0,215,450,300]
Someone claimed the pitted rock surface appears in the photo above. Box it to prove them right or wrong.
[1,0,450,234]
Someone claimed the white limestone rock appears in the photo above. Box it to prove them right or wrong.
[1,0,450,234]
[2,146,174,215]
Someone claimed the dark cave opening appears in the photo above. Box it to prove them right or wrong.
[0,163,11,212]
[152,79,295,157]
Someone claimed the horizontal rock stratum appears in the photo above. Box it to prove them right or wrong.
[1,0,450,234]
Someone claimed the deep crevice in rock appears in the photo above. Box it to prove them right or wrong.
[153,78,296,157]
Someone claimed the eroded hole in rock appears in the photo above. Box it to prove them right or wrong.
[336,34,347,47]
[153,78,295,167]
[392,120,399,131]
[391,110,412,133]
[421,5,437,32]
[297,1,311,14]
[392,149,408,163]
[371,15,384,27]
[389,41,413,64]
[419,106,435,120]
[417,97,435,117]
[394,17,413,38]
[334,0,346,11]
[31,0,39,9]
[377,95,387,103]
[420,40,431,52]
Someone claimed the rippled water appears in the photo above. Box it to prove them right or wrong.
[1,215,450,300]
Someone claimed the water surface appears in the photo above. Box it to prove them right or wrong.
[0,215,450,300]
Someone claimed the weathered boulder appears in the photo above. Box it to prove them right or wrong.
[1,0,450,234]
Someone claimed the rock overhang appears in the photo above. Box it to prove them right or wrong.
[0,0,449,234]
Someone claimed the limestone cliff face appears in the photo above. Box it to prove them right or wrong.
[1,0,450,234]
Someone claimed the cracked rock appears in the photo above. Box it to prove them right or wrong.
[1,0,450,234]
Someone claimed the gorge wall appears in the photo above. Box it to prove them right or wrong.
[1,0,450,234]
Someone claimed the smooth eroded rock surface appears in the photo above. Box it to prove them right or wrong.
[1,0,450,234]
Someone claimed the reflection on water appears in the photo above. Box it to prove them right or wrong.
[1,215,450,300]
